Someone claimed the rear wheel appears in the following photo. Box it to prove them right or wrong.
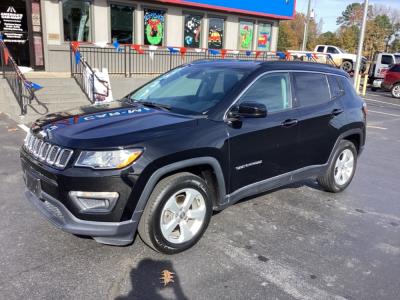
[371,87,378,92]
[391,83,400,99]
[138,172,212,254]
[340,61,353,73]
[318,140,357,193]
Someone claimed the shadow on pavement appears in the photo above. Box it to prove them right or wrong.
[116,258,188,300]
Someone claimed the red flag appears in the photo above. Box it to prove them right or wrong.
[312,53,318,60]
[71,41,80,53]
[131,44,144,54]
[180,47,187,59]
[255,51,262,59]
[4,48,9,65]
[285,52,292,60]
[221,49,227,59]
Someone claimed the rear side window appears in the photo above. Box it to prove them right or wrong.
[389,64,400,72]
[239,72,292,113]
[381,55,394,65]
[327,47,339,54]
[316,46,325,52]
[328,75,344,99]
[293,72,331,107]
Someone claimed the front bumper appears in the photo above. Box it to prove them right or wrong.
[25,189,138,245]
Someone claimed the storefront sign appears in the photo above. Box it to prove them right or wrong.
[157,0,295,19]
[0,5,28,44]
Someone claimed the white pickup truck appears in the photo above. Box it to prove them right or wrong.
[288,45,367,73]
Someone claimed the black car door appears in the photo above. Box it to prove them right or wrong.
[226,72,300,193]
[292,72,345,167]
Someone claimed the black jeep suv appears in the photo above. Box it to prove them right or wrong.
[21,61,366,254]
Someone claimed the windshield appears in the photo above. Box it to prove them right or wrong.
[129,65,250,115]
[395,55,400,64]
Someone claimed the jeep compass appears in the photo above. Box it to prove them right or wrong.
[21,61,366,254]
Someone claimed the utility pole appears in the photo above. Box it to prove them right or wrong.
[354,0,369,88]
[301,0,312,51]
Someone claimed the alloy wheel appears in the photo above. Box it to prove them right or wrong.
[160,188,206,244]
[334,149,355,186]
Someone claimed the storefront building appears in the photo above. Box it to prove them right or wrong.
[1,0,295,72]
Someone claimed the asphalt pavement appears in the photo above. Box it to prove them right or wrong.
[0,90,399,300]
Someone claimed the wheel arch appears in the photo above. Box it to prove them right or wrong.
[328,129,364,164]
[131,157,227,222]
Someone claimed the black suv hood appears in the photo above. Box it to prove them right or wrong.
[32,101,197,149]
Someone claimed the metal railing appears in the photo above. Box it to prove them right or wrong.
[70,44,288,77]
[70,44,111,103]
[0,39,40,115]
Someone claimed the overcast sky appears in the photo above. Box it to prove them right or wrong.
[296,0,400,32]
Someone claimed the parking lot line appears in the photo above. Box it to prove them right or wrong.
[364,98,400,107]
[367,125,387,130]
[368,110,400,117]
[17,124,30,133]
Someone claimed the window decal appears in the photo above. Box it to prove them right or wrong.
[184,15,202,48]
[144,9,165,46]
[239,21,254,50]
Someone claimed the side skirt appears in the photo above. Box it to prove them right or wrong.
[217,164,327,210]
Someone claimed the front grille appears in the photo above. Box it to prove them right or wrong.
[24,132,73,169]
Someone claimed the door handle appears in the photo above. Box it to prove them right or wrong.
[281,119,298,127]
[331,108,344,116]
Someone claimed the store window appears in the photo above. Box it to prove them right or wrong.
[144,9,165,46]
[63,0,91,42]
[111,4,134,44]
[208,17,224,49]
[239,21,254,50]
[257,23,272,51]
[184,14,202,48]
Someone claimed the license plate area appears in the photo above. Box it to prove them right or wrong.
[24,170,42,198]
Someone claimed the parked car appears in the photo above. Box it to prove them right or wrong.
[21,61,366,254]
[314,45,367,73]
[369,52,400,91]
[382,64,400,98]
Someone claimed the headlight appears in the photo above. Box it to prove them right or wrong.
[75,149,142,169]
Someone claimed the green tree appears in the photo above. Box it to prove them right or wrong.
[337,3,364,27]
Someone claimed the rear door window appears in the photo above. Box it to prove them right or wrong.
[327,75,344,99]
[327,47,339,54]
[293,72,331,107]
[239,72,292,113]
[316,46,325,53]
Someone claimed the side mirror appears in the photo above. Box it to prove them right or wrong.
[229,102,267,118]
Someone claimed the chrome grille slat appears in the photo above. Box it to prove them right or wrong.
[24,132,73,169]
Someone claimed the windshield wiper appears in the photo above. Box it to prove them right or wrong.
[132,100,171,111]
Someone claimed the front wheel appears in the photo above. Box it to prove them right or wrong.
[138,172,212,254]
[318,140,357,193]
[391,83,400,99]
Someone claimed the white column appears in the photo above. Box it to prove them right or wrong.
[92,0,109,43]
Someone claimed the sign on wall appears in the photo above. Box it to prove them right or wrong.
[157,0,295,19]
[208,17,223,49]
[239,21,253,50]
[257,23,272,51]
[184,14,202,48]
[0,4,28,44]
[144,9,165,46]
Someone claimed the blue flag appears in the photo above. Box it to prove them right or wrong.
[25,81,43,91]
[276,52,285,59]
[209,49,220,56]
[0,34,3,41]
[75,50,81,65]
[168,47,179,54]
[246,51,252,56]
[306,53,312,59]
[113,40,120,52]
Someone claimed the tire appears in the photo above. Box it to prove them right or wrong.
[340,60,353,73]
[391,83,400,99]
[318,140,357,193]
[138,172,212,254]
[371,87,378,92]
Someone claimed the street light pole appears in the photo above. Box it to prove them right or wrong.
[354,0,369,88]
[301,0,312,51]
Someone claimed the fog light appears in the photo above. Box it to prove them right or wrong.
[69,191,119,214]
